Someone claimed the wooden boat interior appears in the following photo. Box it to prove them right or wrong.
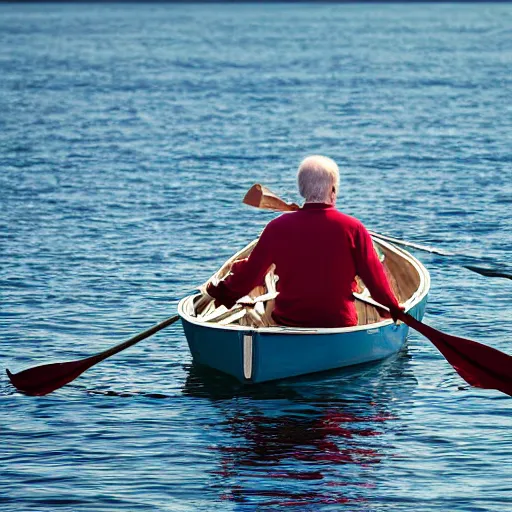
[191,238,423,329]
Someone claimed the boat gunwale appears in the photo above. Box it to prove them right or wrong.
[178,237,430,335]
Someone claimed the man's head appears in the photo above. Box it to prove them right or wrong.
[297,155,340,205]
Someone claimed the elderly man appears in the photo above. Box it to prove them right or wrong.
[207,155,400,328]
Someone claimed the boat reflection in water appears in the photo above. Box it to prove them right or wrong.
[183,353,418,508]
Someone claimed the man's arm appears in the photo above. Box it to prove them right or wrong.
[353,223,401,312]
[206,225,274,309]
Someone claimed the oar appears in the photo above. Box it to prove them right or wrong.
[243,184,511,278]
[366,230,453,256]
[6,314,180,396]
[356,295,512,397]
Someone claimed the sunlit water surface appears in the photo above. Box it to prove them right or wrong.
[1,3,511,511]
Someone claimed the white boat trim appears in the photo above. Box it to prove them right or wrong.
[243,334,253,379]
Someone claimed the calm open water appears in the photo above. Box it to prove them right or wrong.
[1,3,511,511]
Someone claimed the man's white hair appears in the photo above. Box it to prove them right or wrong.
[297,155,340,203]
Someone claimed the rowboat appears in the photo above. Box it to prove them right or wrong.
[178,235,430,383]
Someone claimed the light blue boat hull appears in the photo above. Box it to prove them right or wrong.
[179,295,428,384]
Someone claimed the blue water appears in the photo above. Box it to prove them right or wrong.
[1,3,511,511]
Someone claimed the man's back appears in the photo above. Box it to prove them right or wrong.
[209,203,399,328]
[263,203,362,326]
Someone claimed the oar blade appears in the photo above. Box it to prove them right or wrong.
[463,265,512,281]
[243,184,299,212]
[6,358,96,396]
[6,315,181,396]
[398,311,512,396]
[243,183,265,208]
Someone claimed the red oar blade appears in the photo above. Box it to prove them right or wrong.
[6,314,180,396]
[6,357,97,396]
[396,310,512,396]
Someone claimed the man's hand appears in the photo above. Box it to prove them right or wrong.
[389,305,405,324]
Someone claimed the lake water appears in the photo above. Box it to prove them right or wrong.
[1,3,511,511]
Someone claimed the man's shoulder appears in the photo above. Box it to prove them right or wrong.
[266,212,295,229]
[266,208,367,233]
[328,209,366,231]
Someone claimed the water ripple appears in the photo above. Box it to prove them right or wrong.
[1,3,511,512]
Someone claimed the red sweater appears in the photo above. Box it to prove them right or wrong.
[207,203,400,327]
